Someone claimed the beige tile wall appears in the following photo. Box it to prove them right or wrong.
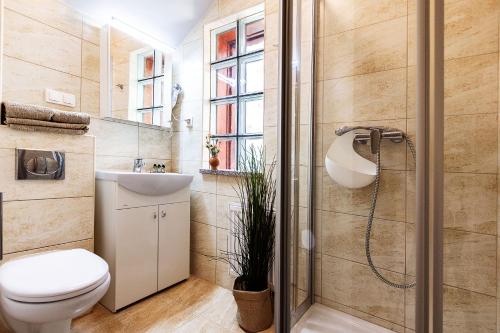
[315,0,500,332]
[0,0,172,258]
[171,0,278,289]
[0,127,96,259]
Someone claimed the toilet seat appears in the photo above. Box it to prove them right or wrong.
[0,249,109,303]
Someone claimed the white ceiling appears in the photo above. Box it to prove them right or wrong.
[65,0,214,48]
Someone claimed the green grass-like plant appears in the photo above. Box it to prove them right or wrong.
[220,146,276,292]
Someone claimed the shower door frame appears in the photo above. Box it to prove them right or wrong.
[276,0,446,331]
[415,0,444,332]
[275,0,293,331]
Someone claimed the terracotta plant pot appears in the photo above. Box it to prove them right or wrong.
[209,156,220,170]
[233,277,273,332]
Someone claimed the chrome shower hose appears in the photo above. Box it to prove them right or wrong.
[365,134,416,289]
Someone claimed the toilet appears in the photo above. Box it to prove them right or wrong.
[0,249,110,333]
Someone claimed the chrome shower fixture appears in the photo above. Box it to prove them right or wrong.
[335,126,404,144]
[326,125,416,289]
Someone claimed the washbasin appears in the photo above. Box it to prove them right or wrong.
[96,170,193,196]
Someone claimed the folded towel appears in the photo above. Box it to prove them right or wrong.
[1,102,91,125]
[8,124,88,135]
[6,117,89,130]
[51,109,90,125]
[2,102,54,122]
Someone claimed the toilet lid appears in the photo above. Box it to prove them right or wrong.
[0,249,109,303]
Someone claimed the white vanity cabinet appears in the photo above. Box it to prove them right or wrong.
[158,202,190,290]
[115,206,158,309]
[95,171,192,312]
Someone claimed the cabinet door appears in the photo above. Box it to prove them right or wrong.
[158,202,190,290]
[115,206,158,309]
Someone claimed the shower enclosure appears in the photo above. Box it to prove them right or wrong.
[276,0,499,332]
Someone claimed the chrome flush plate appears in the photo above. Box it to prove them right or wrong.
[16,148,65,180]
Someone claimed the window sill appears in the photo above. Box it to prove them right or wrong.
[199,168,245,176]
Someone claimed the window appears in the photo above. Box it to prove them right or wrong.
[136,49,165,125]
[209,12,265,170]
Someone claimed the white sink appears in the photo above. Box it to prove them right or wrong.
[96,170,193,196]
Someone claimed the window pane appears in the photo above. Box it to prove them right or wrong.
[240,54,264,94]
[137,79,153,108]
[154,50,165,76]
[217,138,237,170]
[139,109,153,125]
[239,137,263,161]
[240,96,263,134]
[152,108,162,126]
[211,101,237,135]
[240,14,264,54]
[154,78,164,107]
[138,51,154,79]
[211,60,237,99]
[212,24,237,62]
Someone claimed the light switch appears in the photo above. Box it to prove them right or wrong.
[45,89,76,108]
[45,89,62,104]
[62,93,76,107]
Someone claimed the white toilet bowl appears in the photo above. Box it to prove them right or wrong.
[0,249,110,333]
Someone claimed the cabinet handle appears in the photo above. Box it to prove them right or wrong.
[153,212,157,219]
[161,211,166,218]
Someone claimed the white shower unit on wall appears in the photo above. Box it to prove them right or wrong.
[94,171,193,312]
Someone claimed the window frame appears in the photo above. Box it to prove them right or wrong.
[209,12,265,170]
[135,49,165,125]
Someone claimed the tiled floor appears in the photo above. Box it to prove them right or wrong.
[292,303,394,333]
[0,277,274,333]
[72,277,274,333]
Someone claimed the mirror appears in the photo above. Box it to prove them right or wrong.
[101,24,177,128]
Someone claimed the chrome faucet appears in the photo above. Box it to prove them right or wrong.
[133,158,145,173]
[335,125,399,136]
[335,126,405,147]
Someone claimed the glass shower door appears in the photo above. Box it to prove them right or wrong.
[279,0,500,331]
[290,0,316,323]
[281,0,421,331]
[313,0,418,331]
[281,0,316,327]
[438,0,499,331]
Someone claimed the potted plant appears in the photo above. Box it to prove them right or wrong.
[219,146,276,332]
[205,134,221,170]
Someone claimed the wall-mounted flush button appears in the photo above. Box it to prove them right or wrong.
[16,149,65,180]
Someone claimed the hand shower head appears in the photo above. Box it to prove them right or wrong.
[335,126,368,136]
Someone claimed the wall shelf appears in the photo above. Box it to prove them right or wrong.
[199,168,245,176]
